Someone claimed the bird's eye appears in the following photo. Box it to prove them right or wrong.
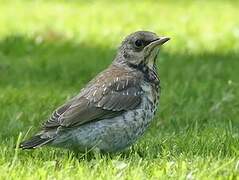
[134,39,144,48]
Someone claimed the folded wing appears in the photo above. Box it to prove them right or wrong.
[43,66,143,129]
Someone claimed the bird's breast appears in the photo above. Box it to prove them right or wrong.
[141,80,159,109]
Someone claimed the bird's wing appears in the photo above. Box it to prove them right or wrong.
[42,66,143,129]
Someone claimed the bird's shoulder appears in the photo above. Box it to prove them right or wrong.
[79,64,144,103]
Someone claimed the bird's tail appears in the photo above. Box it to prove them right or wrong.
[19,134,53,149]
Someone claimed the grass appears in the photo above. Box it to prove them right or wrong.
[0,0,239,179]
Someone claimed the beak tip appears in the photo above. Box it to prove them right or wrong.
[162,37,170,41]
[157,36,170,45]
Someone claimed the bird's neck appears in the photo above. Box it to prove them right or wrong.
[127,62,159,85]
[113,55,159,85]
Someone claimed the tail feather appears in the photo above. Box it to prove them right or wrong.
[19,135,53,149]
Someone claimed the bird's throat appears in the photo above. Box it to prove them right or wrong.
[128,62,159,85]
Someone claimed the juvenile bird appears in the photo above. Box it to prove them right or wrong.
[20,31,170,152]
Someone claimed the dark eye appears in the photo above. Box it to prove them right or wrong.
[134,39,144,48]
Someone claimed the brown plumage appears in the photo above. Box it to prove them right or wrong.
[20,31,170,152]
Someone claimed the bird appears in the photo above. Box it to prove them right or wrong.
[19,31,170,153]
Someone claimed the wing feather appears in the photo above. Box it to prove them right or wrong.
[42,66,143,129]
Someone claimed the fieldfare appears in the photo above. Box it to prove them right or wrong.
[20,31,170,152]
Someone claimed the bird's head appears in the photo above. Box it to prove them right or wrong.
[115,31,170,69]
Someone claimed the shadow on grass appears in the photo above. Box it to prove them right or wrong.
[0,35,238,159]
[0,34,238,88]
[0,34,117,89]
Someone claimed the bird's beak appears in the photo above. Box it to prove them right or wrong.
[143,37,170,58]
[143,37,170,67]
[148,37,170,48]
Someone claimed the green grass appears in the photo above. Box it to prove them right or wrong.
[0,0,239,179]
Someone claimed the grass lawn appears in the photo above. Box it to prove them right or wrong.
[0,0,239,179]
